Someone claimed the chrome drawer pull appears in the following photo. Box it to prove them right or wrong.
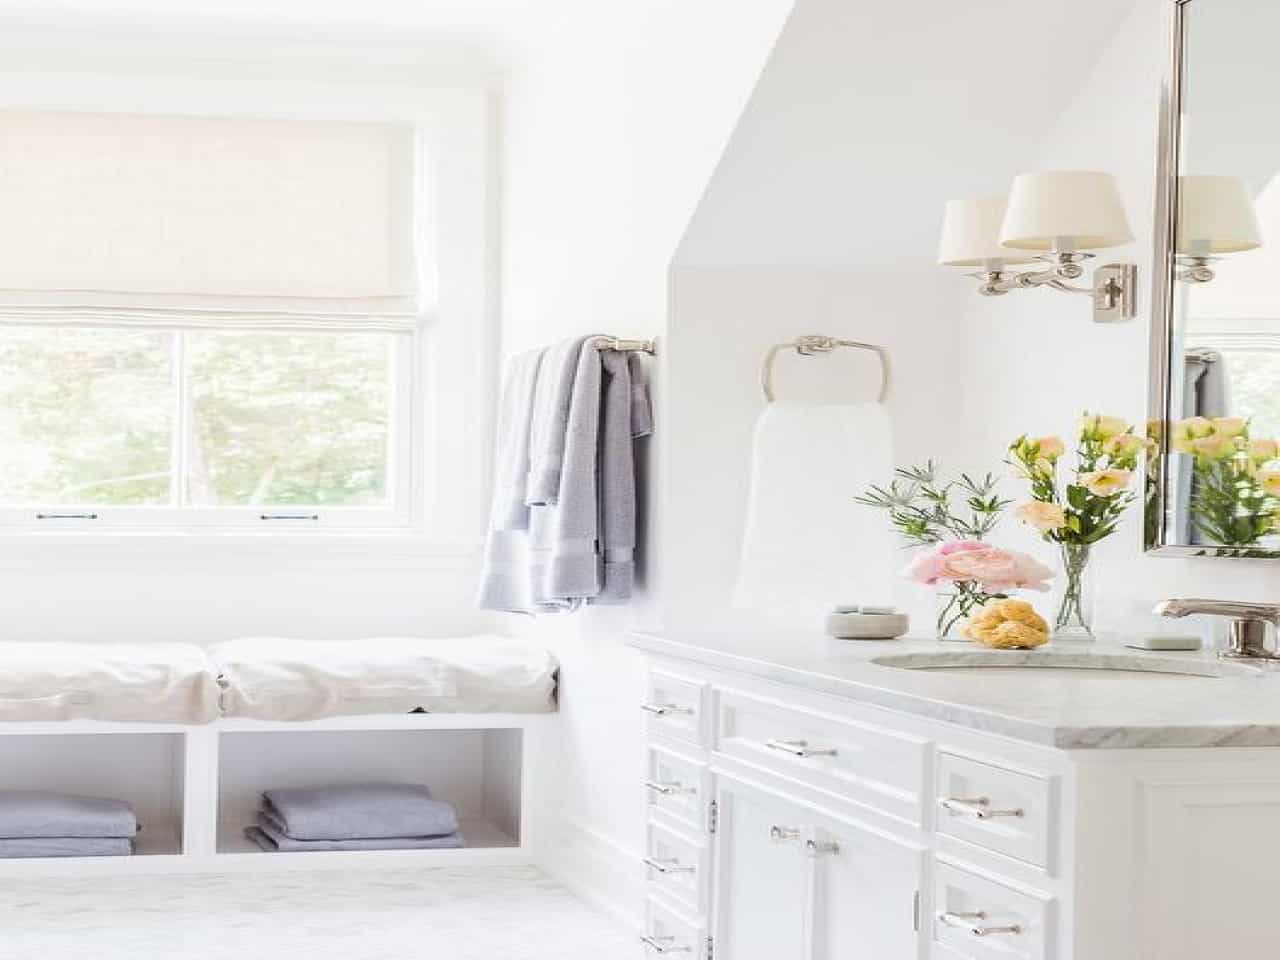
[769,825,802,843]
[644,857,695,875]
[939,796,1024,820]
[640,935,693,954]
[765,738,838,758]
[641,703,693,717]
[939,911,1023,937]
[805,838,840,857]
[645,780,695,797]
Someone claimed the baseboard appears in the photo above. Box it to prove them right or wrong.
[536,816,642,933]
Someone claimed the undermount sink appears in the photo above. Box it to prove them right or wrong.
[870,651,1255,680]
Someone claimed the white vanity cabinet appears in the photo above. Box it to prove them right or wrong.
[634,637,1280,960]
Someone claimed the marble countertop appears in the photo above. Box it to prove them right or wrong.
[628,631,1280,749]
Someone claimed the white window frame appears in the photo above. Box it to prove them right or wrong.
[0,327,420,531]
[0,72,496,546]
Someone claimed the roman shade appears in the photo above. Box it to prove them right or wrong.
[0,110,420,331]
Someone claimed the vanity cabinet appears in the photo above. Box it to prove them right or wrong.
[635,640,1280,960]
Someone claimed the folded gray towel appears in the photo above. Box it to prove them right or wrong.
[0,836,133,858]
[245,819,465,852]
[261,783,459,841]
[0,791,137,839]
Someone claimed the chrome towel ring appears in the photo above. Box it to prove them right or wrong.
[761,335,889,403]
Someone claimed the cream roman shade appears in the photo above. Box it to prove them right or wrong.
[0,110,420,331]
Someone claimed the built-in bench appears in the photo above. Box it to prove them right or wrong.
[0,637,557,875]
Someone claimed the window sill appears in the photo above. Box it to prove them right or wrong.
[0,530,483,574]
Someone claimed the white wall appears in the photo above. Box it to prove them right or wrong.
[499,0,795,922]
[955,0,1280,640]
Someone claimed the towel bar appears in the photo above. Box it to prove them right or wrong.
[761,335,889,403]
[595,336,656,354]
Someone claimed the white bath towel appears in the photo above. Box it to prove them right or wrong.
[525,336,599,507]
[732,402,896,627]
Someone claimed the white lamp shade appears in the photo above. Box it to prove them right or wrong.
[937,196,1035,267]
[1177,175,1262,255]
[999,171,1134,252]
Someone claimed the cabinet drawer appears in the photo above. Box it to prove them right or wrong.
[643,896,706,958]
[643,671,709,748]
[716,690,927,824]
[936,752,1053,869]
[645,745,710,833]
[645,820,709,917]
[932,862,1052,960]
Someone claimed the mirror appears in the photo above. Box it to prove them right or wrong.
[1148,0,1280,556]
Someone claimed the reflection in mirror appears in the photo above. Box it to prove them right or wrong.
[1149,0,1280,556]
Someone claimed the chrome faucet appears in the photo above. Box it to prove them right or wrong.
[1154,599,1280,662]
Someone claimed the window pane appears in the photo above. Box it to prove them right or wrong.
[185,332,393,507]
[0,326,173,505]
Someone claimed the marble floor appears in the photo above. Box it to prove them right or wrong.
[0,866,640,960]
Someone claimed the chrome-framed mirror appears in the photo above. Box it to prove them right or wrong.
[1147,0,1280,557]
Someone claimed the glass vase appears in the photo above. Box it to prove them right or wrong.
[936,583,986,641]
[1053,543,1095,641]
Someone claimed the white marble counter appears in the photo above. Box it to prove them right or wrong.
[629,631,1280,749]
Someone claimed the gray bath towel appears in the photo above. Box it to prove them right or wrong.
[525,336,598,507]
[262,784,458,841]
[530,339,604,608]
[0,791,137,839]
[245,819,464,852]
[0,836,133,858]
[592,351,653,604]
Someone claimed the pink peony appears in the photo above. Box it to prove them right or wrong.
[902,541,1053,593]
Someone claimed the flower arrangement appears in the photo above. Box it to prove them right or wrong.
[856,463,1051,637]
[903,540,1053,636]
[1008,413,1143,638]
[1171,416,1280,548]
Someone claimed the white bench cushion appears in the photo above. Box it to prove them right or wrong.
[212,635,558,721]
[0,642,219,724]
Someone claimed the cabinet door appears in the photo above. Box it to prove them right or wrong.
[807,817,924,960]
[710,777,809,960]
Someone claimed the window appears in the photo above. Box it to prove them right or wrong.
[0,109,425,529]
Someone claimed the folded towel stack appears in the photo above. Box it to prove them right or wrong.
[244,783,464,852]
[0,791,138,858]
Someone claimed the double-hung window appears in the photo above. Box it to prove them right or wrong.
[0,110,423,529]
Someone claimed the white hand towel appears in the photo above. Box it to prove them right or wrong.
[732,402,897,627]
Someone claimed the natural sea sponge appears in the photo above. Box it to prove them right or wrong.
[963,599,1050,650]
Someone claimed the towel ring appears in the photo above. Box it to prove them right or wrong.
[761,335,890,403]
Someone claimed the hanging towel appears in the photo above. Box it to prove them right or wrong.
[525,336,599,507]
[592,351,653,604]
[0,836,133,859]
[478,349,546,613]
[245,820,464,853]
[732,402,896,626]
[261,784,458,841]
[0,791,137,839]
[530,339,605,609]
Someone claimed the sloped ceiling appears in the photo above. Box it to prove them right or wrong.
[676,0,1143,269]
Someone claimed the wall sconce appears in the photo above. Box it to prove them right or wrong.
[1176,175,1261,283]
[939,171,1138,323]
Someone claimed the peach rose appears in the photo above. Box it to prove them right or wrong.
[1258,470,1280,497]
[1103,433,1145,463]
[1249,438,1279,463]
[1080,469,1133,497]
[1081,414,1127,439]
[1031,436,1065,460]
[1172,417,1215,453]
[1212,417,1249,438]
[1191,434,1236,461]
[1016,501,1067,532]
[940,547,1054,593]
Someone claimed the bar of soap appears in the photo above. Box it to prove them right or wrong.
[1125,635,1202,651]
[826,611,909,640]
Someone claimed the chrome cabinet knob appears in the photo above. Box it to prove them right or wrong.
[805,838,840,857]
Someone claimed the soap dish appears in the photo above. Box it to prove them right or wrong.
[826,610,909,641]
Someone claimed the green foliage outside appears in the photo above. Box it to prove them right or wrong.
[0,326,392,508]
